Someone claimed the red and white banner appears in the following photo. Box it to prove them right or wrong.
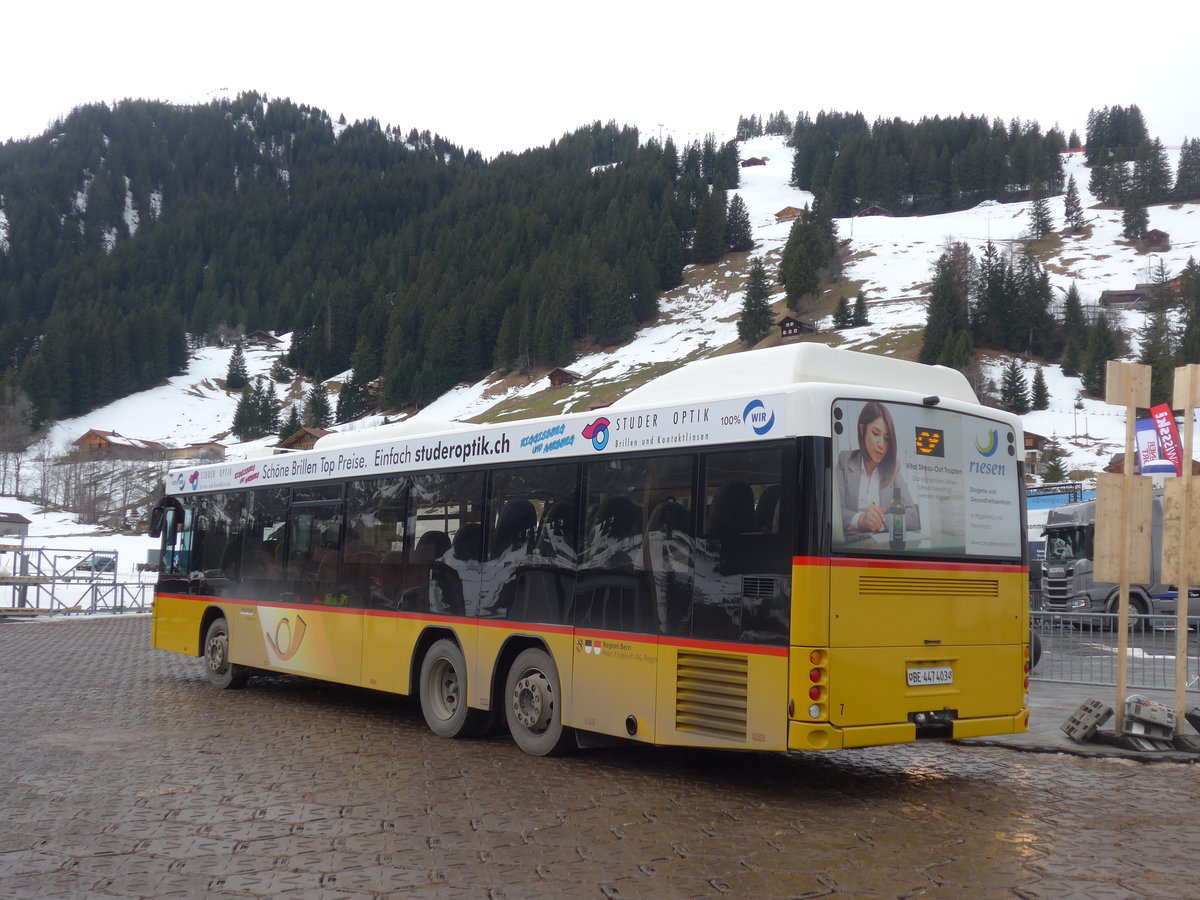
[1150,403,1183,476]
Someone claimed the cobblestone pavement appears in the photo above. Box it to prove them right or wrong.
[2,616,1197,899]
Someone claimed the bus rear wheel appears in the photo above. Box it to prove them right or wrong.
[204,617,249,690]
[419,639,488,738]
[505,647,574,756]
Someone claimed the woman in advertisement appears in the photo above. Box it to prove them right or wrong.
[836,401,919,541]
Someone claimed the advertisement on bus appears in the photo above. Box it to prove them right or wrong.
[831,398,1021,559]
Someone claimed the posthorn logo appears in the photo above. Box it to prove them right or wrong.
[975,429,999,457]
[582,417,611,451]
[743,399,775,435]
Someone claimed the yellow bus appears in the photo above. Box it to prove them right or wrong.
[150,344,1029,755]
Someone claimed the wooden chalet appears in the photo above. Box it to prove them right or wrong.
[774,206,805,224]
[73,430,168,460]
[243,330,282,346]
[276,427,334,453]
[855,204,892,217]
[1142,230,1170,252]
[0,512,31,541]
[548,368,581,387]
[1104,452,1200,475]
[1023,430,1048,475]
[1098,289,1147,309]
[166,442,226,461]
[741,157,767,168]
[778,316,817,340]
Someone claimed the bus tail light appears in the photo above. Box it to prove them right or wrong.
[805,649,828,720]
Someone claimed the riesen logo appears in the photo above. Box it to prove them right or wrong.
[975,429,999,457]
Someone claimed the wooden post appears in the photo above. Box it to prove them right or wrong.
[1096,361,1152,731]
[1166,364,1200,732]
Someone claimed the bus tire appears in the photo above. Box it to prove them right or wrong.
[419,639,487,738]
[505,647,574,757]
[204,617,250,690]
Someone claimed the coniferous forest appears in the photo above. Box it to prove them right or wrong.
[0,92,744,427]
[5,95,1200,433]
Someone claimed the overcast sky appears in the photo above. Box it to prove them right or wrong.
[6,1,1198,158]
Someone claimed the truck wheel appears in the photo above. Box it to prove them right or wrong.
[1107,595,1148,633]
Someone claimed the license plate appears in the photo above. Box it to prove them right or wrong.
[907,666,953,686]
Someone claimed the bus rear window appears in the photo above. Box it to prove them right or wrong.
[831,398,1021,560]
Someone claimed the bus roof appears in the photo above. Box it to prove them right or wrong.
[608,344,977,409]
[167,345,1000,495]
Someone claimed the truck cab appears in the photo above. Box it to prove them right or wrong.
[1039,496,1179,624]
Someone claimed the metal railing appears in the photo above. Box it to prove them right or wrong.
[0,544,152,615]
[1031,611,1200,692]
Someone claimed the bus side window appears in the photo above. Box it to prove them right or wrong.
[695,446,791,645]
[482,463,579,625]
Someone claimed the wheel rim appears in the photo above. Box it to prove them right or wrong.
[206,630,229,674]
[512,669,553,734]
[428,656,461,721]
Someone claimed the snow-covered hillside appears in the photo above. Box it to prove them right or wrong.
[18,134,1200,555]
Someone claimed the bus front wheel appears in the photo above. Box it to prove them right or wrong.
[204,617,250,690]
[419,639,488,738]
[504,647,574,756]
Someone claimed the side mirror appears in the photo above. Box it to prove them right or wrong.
[149,506,165,538]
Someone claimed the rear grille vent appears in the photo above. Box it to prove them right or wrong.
[859,575,999,599]
[675,650,748,741]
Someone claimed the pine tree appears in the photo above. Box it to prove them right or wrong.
[252,377,279,437]
[1060,282,1086,376]
[225,343,249,390]
[1081,312,1117,397]
[231,387,255,440]
[725,194,753,252]
[1178,258,1200,364]
[971,241,1009,349]
[1028,179,1053,240]
[1138,309,1175,405]
[852,292,870,326]
[1175,138,1200,201]
[1133,137,1172,204]
[592,265,636,346]
[1041,439,1068,482]
[832,296,853,328]
[691,187,728,263]
[653,214,686,290]
[305,383,333,429]
[336,372,369,423]
[277,404,302,442]
[269,357,293,383]
[1030,366,1050,410]
[781,243,818,311]
[999,358,1030,413]
[736,258,773,346]
[1121,194,1149,241]
[1063,174,1085,232]
[920,244,973,367]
